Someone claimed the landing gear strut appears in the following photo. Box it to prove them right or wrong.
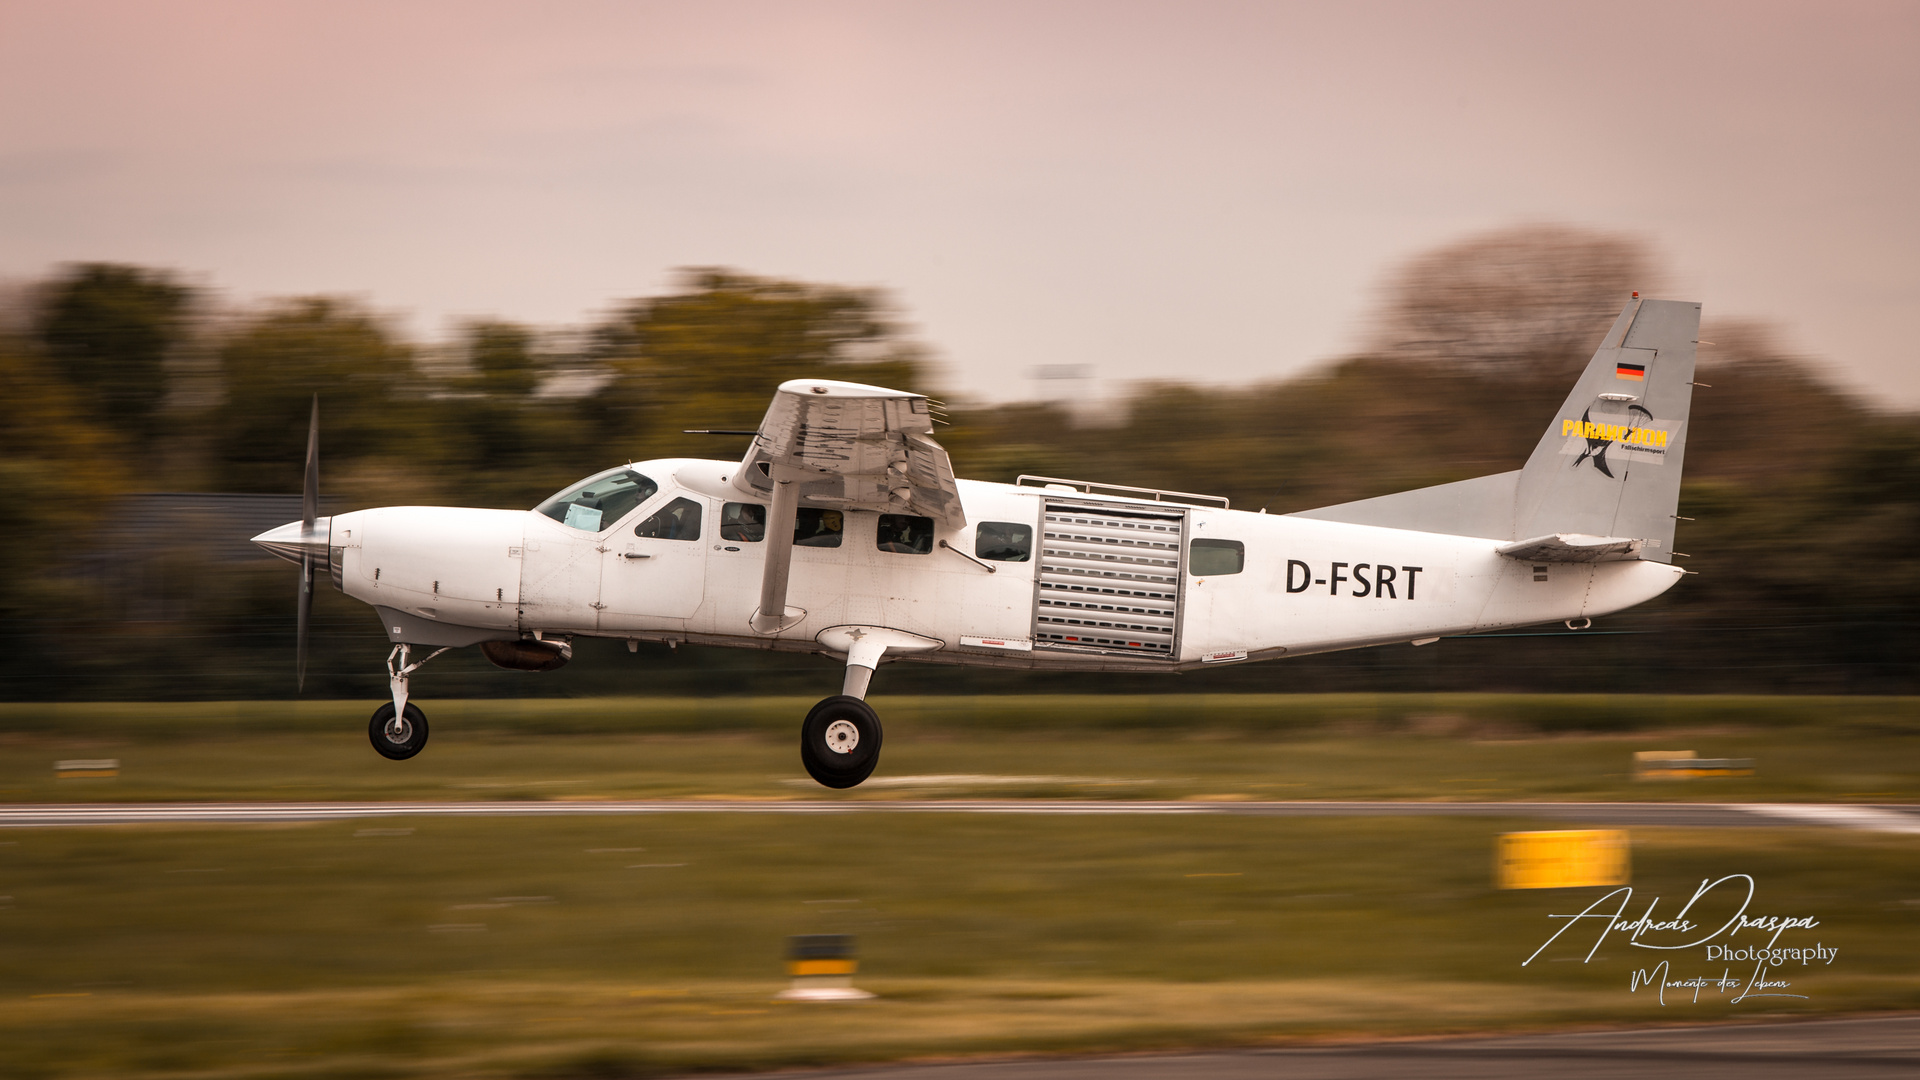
[370,642,449,761]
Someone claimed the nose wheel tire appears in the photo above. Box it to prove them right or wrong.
[369,702,429,760]
[800,695,882,789]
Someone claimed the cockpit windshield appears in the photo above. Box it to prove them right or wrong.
[533,467,659,532]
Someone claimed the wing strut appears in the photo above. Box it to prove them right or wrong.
[751,466,807,633]
[738,377,969,634]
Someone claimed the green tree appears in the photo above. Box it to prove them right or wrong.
[32,263,193,450]
[0,339,117,609]
[1370,224,1660,376]
[207,297,421,501]
[0,335,120,703]
[590,269,931,462]
[432,320,579,509]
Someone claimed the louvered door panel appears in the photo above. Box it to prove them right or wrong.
[1033,503,1185,658]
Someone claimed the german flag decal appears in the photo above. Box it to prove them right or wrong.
[1615,361,1647,381]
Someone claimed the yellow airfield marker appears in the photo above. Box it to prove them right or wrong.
[1496,829,1629,890]
[777,934,873,1001]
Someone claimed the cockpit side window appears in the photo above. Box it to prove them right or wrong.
[721,502,766,542]
[534,468,659,532]
[633,497,703,541]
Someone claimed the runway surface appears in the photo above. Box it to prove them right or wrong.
[693,1014,1920,1079]
[3,799,1918,830]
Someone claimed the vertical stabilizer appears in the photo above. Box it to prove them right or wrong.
[1511,297,1700,563]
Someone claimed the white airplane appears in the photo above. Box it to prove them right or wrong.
[254,296,1699,787]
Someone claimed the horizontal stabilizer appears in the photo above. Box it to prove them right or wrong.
[1497,533,1645,563]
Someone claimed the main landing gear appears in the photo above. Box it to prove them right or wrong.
[368,642,448,761]
[799,626,941,789]
[800,696,883,789]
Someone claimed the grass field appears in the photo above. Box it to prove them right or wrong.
[3,693,1918,804]
[1,694,1917,1078]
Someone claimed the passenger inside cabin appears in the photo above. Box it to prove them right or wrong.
[633,497,703,541]
[795,508,844,548]
[721,502,766,543]
[876,513,934,554]
[718,503,845,547]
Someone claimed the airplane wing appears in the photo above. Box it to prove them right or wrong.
[730,378,965,528]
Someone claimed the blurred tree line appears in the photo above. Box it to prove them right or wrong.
[0,228,1912,700]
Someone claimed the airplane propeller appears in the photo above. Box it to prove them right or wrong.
[246,396,334,691]
[298,395,318,692]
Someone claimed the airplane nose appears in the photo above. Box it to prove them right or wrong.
[251,517,331,566]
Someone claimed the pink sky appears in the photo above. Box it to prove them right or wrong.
[2,0,1915,405]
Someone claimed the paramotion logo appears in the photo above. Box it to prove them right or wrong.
[1559,399,1683,478]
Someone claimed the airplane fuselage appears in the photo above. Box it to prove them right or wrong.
[328,456,1682,673]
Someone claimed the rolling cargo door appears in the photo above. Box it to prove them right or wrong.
[1033,502,1185,659]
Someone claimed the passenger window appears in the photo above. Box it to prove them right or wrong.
[534,467,659,532]
[721,502,765,543]
[1188,538,1245,576]
[975,521,1032,562]
[794,507,843,548]
[877,513,934,554]
[720,503,844,547]
[633,497,703,541]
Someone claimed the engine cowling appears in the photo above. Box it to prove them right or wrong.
[479,638,571,673]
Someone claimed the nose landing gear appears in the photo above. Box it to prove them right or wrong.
[368,642,449,761]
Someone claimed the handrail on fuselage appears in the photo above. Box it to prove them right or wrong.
[1014,474,1230,510]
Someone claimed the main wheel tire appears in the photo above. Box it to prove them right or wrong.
[369,702,429,760]
[800,695,882,789]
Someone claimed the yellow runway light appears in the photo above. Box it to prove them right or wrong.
[790,959,856,977]
[778,934,872,1001]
